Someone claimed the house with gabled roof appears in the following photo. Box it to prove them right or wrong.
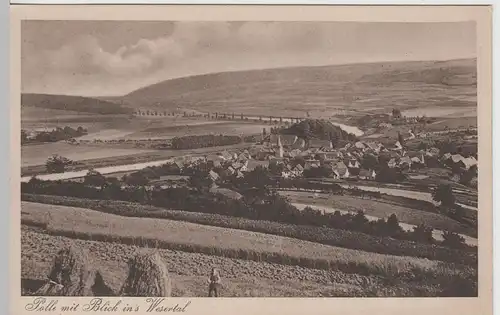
[209,170,220,182]
[410,155,425,167]
[331,169,340,179]
[225,166,235,175]
[173,160,185,171]
[462,156,478,170]
[428,147,440,156]
[325,151,343,161]
[255,148,274,160]
[358,169,376,180]
[293,163,304,173]
[248,146,263,158]
[304,159,321,170]
[393,141,403,151]
[399,156,412,169]
[354,141,366,150]
[287,164,303,178]
[348,159,361,169]
[441,153,452,161]
[387,158,397,168]
[308,139,333,150]
[365,142,382,153]
[219,150,234,161]
[237,152,250,162]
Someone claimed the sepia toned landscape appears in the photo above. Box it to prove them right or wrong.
[20,20,478,297]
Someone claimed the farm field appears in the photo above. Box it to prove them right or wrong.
[401,106,476,119]
[21,142,157,168]
[124,121,269,140]
[21,202,472,281]
[21,107,101,122]
[279,191,474,236]
[425,117,478,131]
[22,228,426,297]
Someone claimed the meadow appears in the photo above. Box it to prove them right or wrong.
[125,122,269,140]
[21,142,157,168]
[21,201,475,283]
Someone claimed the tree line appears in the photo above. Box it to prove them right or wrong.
[22,126,88,145]
[22,166,469,250]
[171,135,243,149]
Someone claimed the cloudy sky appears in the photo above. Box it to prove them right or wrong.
[21,21,476,97]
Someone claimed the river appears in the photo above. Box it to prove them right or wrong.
[292,203,477,246]
[241,116,364,137]
[20,157,198,182]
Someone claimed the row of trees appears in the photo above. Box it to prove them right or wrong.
[22,126,88,145]
[171,134,243,149]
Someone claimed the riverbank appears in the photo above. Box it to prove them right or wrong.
[21,142,252,178]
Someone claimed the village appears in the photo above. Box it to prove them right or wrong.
[149,122,479,192]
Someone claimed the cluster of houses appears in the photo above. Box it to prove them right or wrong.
[155,131,478,186]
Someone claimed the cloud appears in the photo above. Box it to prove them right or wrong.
[21,21,476,96]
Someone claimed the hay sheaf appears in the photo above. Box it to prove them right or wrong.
[120,251,172,297]
[36,246,96,296]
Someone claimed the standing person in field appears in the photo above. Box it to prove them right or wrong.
[208,267,222,297]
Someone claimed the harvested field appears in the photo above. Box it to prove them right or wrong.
[21,194,477,266]
[21,202,473,281]
[21,228,473,297]
[125,122,270,140]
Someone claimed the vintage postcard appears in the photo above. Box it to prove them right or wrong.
[9,4,492,315]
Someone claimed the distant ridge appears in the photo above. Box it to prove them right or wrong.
[121,58,476,116]
[21,93,133,115]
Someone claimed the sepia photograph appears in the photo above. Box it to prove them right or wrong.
[12,6,491,302]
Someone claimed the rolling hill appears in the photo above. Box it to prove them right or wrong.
[22,93,133,115]
[122,58,477,117]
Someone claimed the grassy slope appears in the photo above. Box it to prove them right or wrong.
[21,201,474,282]
[22,93,132,115]
[122,59,476,117]
[21,194,477,265]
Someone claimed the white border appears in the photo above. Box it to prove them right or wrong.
[4,2,497,315]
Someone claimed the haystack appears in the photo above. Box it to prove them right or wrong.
[36,246,96,296]
[119,251,171,297]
